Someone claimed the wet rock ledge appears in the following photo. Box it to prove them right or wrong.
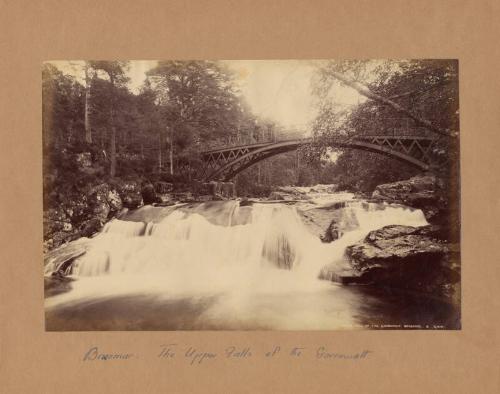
[345,225,460,300]
[324,174,460,304]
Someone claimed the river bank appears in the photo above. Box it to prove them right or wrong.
[43,175,238,252]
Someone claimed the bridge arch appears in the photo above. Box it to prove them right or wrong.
[202,136,436,181]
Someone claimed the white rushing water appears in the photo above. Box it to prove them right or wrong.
[45,194,428,329]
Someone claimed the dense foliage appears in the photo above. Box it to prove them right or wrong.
[309,59,459,192]
[42,61,310,204]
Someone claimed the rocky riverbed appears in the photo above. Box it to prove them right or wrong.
[43,178,237,252]
[321,174,460,304]
[44,174,460,310]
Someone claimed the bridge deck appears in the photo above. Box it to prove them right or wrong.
[201,135,437,155]
[200,134,439,181]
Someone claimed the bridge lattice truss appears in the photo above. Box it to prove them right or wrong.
[201,135,438,181]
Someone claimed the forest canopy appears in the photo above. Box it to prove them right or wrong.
[308,59,459,191]
[42,59,459,197]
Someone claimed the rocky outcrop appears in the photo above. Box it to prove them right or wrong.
[44,239,91,274]
[43,177,241,251]
[79,217,104,237]
[371,175,447,224]
[347,225,448,268]
[84,183,125,233]
[345,225,460,300]
[115,180,143,209]
[371,174,460,242]
[141,181,159,205]
[43,239,90,296]
[43,207,82,252]
[44,182,129,252]
[320,220,341,243]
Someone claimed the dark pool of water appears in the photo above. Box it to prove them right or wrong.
[45,281,460,331]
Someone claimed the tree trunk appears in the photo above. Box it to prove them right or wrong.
[84,62,92,144]
[109,74,116,177]
[169,127,174,175]
[67,119,74,143]
[110,124,116,177]
[101,128,106,150]
[328,70,456,138]
[158,129,162,171]
[296,150,300,185]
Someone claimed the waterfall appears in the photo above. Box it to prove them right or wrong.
[45,196,430,328]
[50,199,427,284]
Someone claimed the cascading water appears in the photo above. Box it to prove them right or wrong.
[44,194,430,330]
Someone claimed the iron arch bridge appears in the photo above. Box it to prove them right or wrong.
[200,135,438,181]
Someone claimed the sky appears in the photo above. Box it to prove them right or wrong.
[48,60,364,133]
[223,60,363,131]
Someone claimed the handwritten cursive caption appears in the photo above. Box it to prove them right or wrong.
[83,345,373,365]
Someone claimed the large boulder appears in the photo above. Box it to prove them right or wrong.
[79,217,105,237]
[141,181,158,205]
[107,189,122,212]
[87,184,112,221]
[115,179,143,209]
[347,226,448,269]
[345,225,460,299]
[81,183,122,235]
[121,194,143,209]
[320,220,342,243]
[371,175,447,223]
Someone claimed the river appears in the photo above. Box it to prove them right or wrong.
[44,190,458,330]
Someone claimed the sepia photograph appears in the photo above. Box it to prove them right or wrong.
[42,59,460,331]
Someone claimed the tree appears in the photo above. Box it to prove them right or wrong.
[89,61,129,177]
[42,63,85,150]
[66,61,96,145]
[310,59,459,192]
[84,61,93,144]
[318,64,457,138]
[147,61,247,175]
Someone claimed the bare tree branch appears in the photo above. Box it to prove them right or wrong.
[329,71,457,138]
[387,80,453,100]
